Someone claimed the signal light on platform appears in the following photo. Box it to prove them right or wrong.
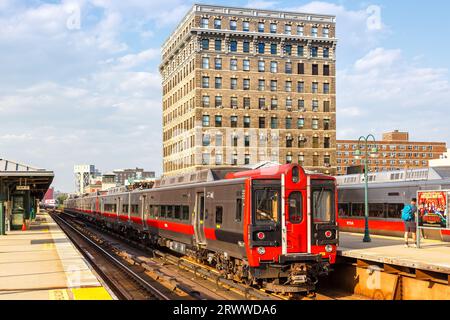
[257,232,265,240]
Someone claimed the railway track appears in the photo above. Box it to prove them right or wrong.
[55,210,364,301]
[51,213,173,300]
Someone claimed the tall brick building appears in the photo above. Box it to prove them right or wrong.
[336,130,447,175]
[160,4,337,176]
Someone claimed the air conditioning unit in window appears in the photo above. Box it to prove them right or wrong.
[232,105,238,109]
[244,106,250,110]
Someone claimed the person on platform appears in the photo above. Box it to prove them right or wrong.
[401,198,418,248]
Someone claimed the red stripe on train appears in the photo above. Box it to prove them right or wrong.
[338,218,405,232]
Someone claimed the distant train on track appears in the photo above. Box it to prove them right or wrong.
[65,164,338,293]
[336,167,450,241]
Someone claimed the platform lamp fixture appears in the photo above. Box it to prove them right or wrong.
[353,134,379,243]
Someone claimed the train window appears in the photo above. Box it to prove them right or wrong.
[235,198,242,222]
[254,189,279,223]
[369,203,385,218]
[387,203,403,219]
[351,204,365,217]
[160,206,166,218]
[215,206,223,225]
[312,190,333,223]
[122,204,128,214]
[338,203,350,217]
[131,205,139,215]
[166,206,174,219]
[174,206,181,219]
[149,205,154,218]
[288,192,303,224]
[182,206,190,220]
[154,205,160,217]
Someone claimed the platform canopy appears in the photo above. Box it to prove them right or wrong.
[0,158,54,200]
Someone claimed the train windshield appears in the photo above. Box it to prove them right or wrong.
[255,188,280,223]
[312,188,334,223]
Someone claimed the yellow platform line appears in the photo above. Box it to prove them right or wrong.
[71,287,112,300]
[342,232,444,243]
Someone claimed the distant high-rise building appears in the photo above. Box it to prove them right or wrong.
[113,168,155,185]
[160,4,337,176]
[74,164,100,194]
[336,130,447,175]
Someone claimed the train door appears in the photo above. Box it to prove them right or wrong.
[194,192,207,245]
[285,188,308,254]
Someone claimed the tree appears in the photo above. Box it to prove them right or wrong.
[56,194,68,205]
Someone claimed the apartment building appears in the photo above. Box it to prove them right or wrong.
[160,4,337,176]
[337,131,447,175]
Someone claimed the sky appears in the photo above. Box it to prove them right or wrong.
[1,0,450,192]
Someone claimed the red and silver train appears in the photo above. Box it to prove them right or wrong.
[337,167,450,241]
[65,164,338,293]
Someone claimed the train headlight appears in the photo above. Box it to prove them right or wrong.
[257,247,266,255]
[325,245,333,253]
[257,232,265,240]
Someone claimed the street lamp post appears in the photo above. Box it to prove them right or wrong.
[354,134,378,243]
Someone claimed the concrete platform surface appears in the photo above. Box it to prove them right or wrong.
[0,211,112,300]
[339,232,450,274]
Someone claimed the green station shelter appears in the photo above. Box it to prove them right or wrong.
[0,158,54,235]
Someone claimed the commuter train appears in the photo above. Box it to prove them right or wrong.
[65,164,338,293]
[336,167,450,241]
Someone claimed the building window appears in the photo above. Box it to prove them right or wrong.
[230,115,238,127]
[202,95,210,108]
[298,99,305,111]
[297,118,305,129]
[243,78,250,90]
[215,154,223,165]
[313,136,319,148]
[270,61,277,73]
[271,117,278,129]
[202,153,210,165]
[230,77,237,90]
[243,59,250,71]
[312,119,319,130]
[323,47,330,58]
[243,41,250,53]
[215,115,222,127]
[297,25,304,36]
[323,101,330,112]
[312,64,319,75]
[311,46,318,58]
[232,154,238,166]
[312,82,318,93]
[297,81,304,93]
[258,79,265,91]
[244,135,250,147]
[202,39,209,50]
[231,96,238,108]
[243,21,249,32]
[312,100,319,112]
[230,20,237,30]
[285,81,292,92]
[214,19,221,29]
[243,97,251,109]
[215,58,222,70]
[202,115,210,127]
[298,63,304,74]
[323,27,329,38]
[216,134,222,147]
[215,96,222,108]
[202,76,209,88]
[201,18,208,29]
[270,23,277,33]
[324,137,330,148]
[270,43,277,55]
[270,80,277,91]
[215,39,222,51]
[285,117,292,129]
[323,83,330,94]
[202,57,209,69]
[285,24,292,35]
[298,154,305,165]
[259,98,266,109]
[215,77,222,89]
[243,116,250,128]
[202,134,210,146]
[230,40,237,52]
[284,44,292,56]
[286,155,293,164]
[244,154,250,165]
[324,119,330,130]
[258,42,265,54]
[311,27,318,37]
[297,45,304,57]
[258,60,265,72]
[258,22,265,32]
[271,98,278,110]
[232,135,238,147]
[259,117,265,128]
[230,59,238,71]
[286,98,292,109]
[323,64,330,76]
[285,62,292,74]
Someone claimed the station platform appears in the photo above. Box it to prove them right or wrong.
[339,232,450,274]
[0,210,113,300]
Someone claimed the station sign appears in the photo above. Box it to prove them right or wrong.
[417,190,449,229]
[16,186,30,191]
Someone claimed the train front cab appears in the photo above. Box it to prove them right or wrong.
[235,164,338,292]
